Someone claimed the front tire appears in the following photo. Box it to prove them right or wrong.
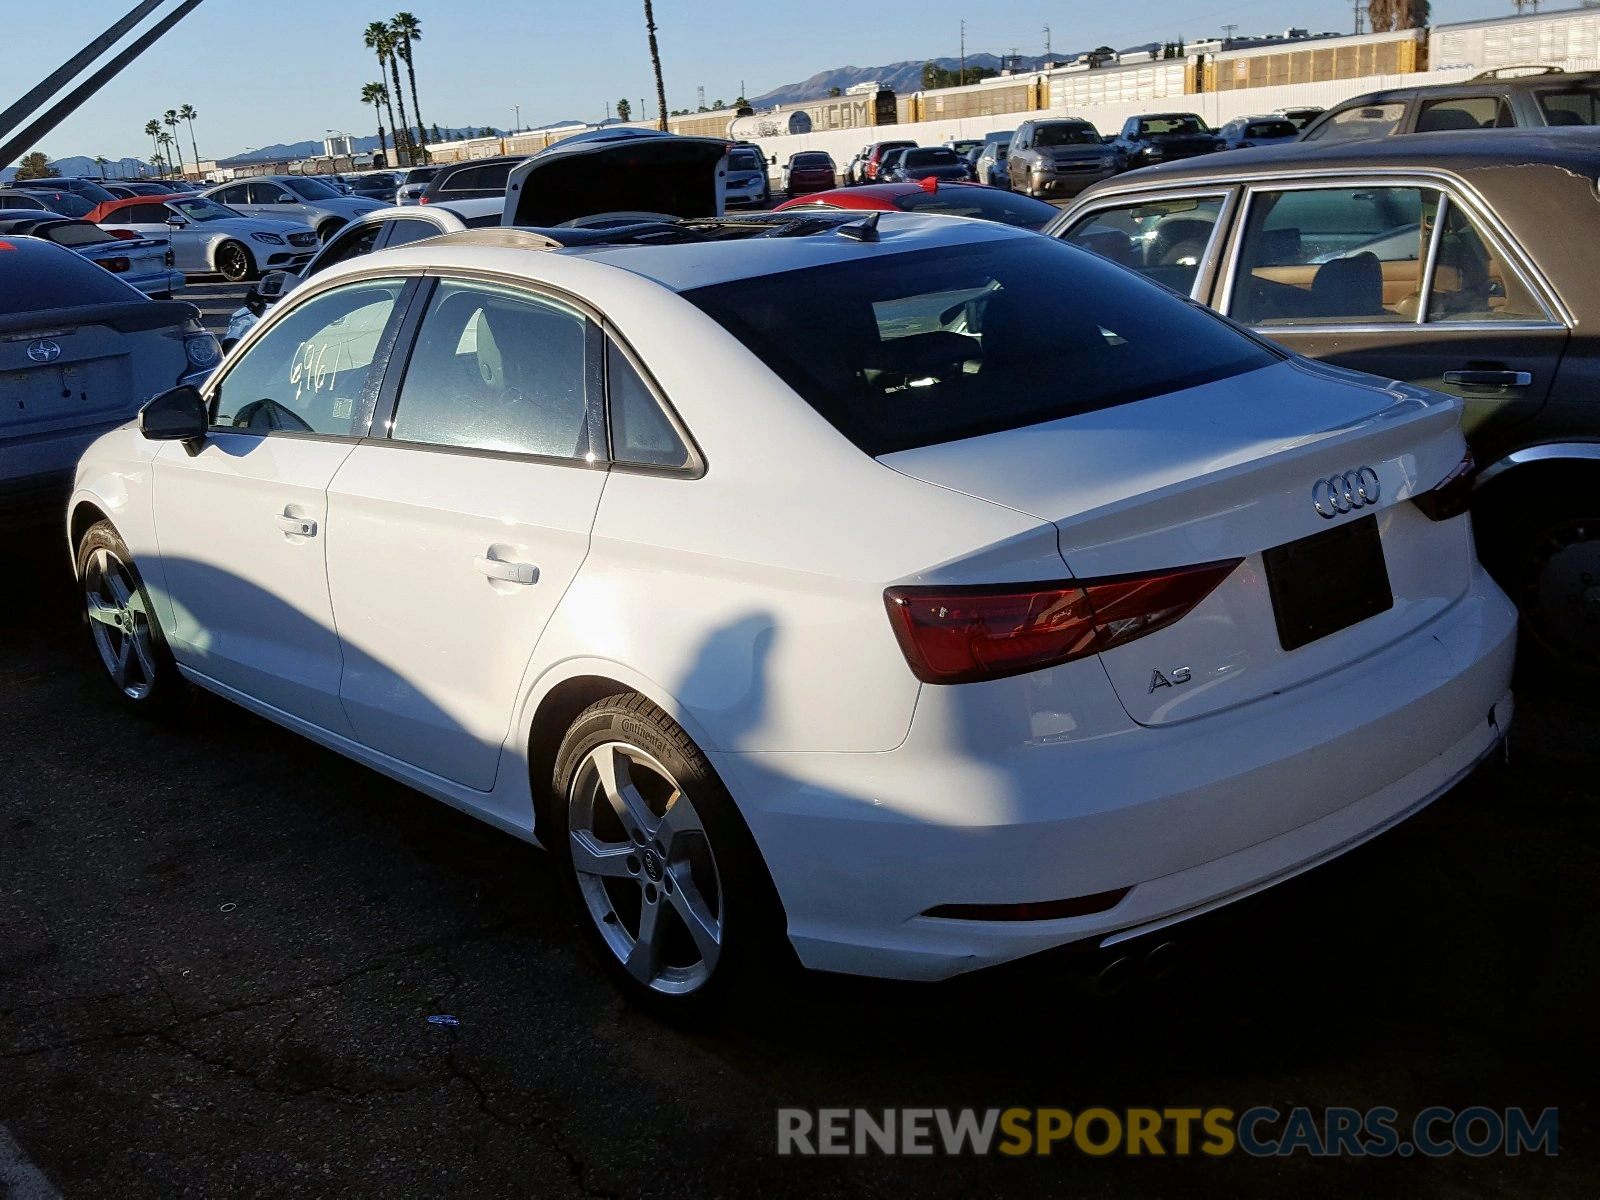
[77,520,185,715]
[214,239,256,282]
[317,218,345,242]
[550,694,784,1019]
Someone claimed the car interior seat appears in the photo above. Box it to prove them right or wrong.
[1311,252,1385,318]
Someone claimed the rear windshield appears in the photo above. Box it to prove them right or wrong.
[0,243,138,314]
[1035,124,1100,147]
[1245,120,1298,138]
[684,237,1277,455]
[44,223,114,246]
[904,148,960,166]
[1139,115,1206,135]
[893,187,1059,229]
[793,153,831,167]
[442,162,515,192]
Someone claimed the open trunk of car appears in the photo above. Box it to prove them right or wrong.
[503,130,731,227]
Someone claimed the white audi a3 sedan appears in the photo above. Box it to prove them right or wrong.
[68,211,1516,1017]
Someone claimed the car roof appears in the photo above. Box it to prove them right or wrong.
[317,210,1030,296]
[84,193,190,219]
[1339,68,1600,103]
[1093,125,1600,187]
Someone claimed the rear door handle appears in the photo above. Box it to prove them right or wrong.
[1442,369,1532,389]
[475,555,538,585]
[275,514,317,537]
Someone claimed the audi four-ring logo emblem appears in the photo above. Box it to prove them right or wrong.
[1312,467,1381,519]
[26,339,61,363]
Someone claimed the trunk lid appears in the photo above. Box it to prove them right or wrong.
[878,357,1472,725]
[0,301,191,442]
[503,128,730,226]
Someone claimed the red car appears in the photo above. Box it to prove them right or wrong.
[773,180,1062,230]
[861,140,917,182]
[781,151,837,196]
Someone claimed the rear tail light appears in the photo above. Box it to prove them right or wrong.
[100,256,131,273]
[1411,450,1475,522]
[884,560,1241,685]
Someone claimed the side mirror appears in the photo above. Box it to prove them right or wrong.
[139,385,208,443]
[278,195,297,203]
[166,216,188,228]
[245,269,298,316]
[769,155,777,165]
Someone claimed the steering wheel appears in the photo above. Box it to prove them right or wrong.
[231,398,314,433]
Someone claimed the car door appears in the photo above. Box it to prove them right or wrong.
[324,276,609,791]
[252,181,303,222]
[1214,180,1568,443]
[150,276,415,733]
[210,182,255,219]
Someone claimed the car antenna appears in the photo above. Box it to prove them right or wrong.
[837,211,881,243]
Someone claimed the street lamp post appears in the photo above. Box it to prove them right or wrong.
[513,103,521,134]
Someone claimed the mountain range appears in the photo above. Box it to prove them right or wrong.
[746,47,1159,109]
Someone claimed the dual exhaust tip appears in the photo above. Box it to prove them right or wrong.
[1092,939,1184,996]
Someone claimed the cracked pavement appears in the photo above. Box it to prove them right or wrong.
[2,525,1597,1197]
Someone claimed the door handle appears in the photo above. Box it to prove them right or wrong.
[1442,369,1532,389]
[276,514,317,537]
[474,555,538,585]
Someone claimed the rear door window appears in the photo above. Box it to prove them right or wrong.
[684,236,1277,456]
[387,280,591,458]
[1416,96,1514,132]
[1059,195,1227,297]
[1227,186,1427,325]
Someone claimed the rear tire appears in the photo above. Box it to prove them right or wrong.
[550,694,788,1021]
[76,520,186,716]
[1480,488,1600,677]
[215,240,256,282]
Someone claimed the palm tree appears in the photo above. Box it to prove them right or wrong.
[143,118,162,176]
[179,104,201,174]
[93,155,109,178]
[390,13,425,152]
[643,0,668,131]
[361,82,390,163]
[158,131,177,178]
[363,21,407,165]
[163,109,183,176]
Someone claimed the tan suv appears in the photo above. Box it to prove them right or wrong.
[1005,118,1118,198]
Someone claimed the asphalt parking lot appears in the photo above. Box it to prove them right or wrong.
[2,519,1596,1198]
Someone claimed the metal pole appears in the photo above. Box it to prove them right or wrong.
[0,0,166,143]
[0,0,206,169]
[960,20,966,86]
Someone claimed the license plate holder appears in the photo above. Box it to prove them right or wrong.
[1263,515,1393,652]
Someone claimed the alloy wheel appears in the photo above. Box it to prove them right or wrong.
[84,547,158,700]
[567,741,724,995]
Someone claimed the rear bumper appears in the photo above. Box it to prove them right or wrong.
[717,565,1517,981]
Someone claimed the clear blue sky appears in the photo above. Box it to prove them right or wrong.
[16,0,1519,163]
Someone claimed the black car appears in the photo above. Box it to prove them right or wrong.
[347,171,402,199]
[418,155,529,204]
[9,176,118,204]
[1051,129,1600,674]
[1110,113,1222,170]
[1300,66,1600,142]
[0,187,95,217]
[884,146,969,184]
